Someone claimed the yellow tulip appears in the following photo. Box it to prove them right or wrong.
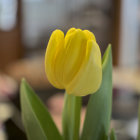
[45,28,102,96]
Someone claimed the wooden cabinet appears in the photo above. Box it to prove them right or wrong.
[0,0,23,69]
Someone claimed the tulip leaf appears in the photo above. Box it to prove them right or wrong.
[81,44,112,140]
[110,129,117,140]
[62,93,81,140]
[20,79,62,140]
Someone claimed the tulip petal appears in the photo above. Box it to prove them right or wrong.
[66,27,76,35]
[45,30,64,89]
[53,28,76,86]
[62,29,87,86]
[66,40,102,96]
[83,30,96,41]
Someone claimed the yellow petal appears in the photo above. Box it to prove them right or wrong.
[45,29,64,89]
[66,40,102,96]
[83,30,96,41]
[51,28,77,86]
[66,27,76,35]
[62,29,87,86]
[53,38,66,87]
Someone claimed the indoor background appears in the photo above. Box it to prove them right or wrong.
[0,0,140,140]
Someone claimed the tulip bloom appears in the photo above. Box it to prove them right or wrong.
[45,28,102,96]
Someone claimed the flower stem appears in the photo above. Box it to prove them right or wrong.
[62,93,81,140]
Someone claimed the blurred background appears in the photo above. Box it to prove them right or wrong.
[0,0,140,139]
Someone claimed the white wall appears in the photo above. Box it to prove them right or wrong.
[22,0,111,48]
[22,0,87,47]
[119,0,139,67]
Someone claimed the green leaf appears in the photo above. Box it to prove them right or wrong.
[81,44,112,140]
[20,79,62,140]
[137,100,140,140]
[110,129,117,140]
[62,93,81,140]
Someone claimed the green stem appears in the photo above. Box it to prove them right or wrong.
[110,129,117,140]
[62,93,81,140]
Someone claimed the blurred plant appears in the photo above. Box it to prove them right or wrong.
[20,28,116,140]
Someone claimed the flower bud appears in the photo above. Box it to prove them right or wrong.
[45,28,102,96]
